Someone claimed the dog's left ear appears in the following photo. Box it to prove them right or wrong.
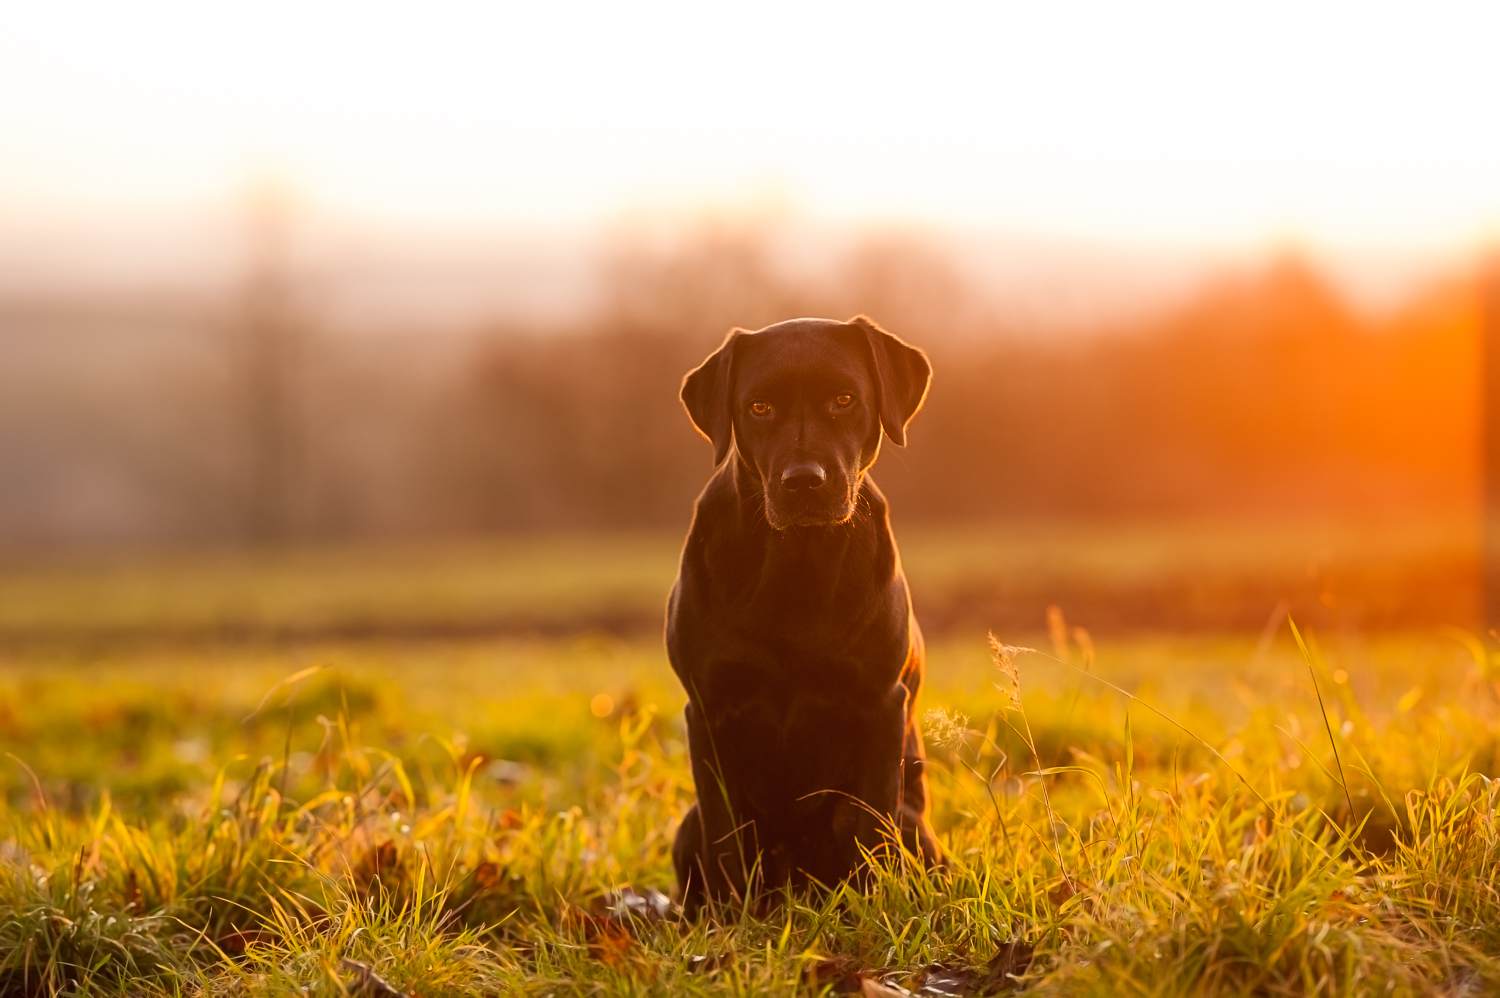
[849,315,931,446]
[680,329,742,465]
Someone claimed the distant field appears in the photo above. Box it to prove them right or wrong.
[0,516,1478,641]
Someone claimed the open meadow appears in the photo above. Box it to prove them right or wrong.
[8,6,1500,993]
[1,526,1497,996]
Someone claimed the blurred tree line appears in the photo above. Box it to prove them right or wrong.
[430,224,1478,533]
[0,219,1481,547]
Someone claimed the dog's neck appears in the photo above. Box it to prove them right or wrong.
[713,453,896,587]
[685,452,903,652]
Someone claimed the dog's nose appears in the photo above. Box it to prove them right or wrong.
[781,461,827,491]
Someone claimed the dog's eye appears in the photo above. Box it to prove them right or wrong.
[750,401,771,417]
[834,394,853,408]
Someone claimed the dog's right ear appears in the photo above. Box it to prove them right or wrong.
[681,330,741,465]
[849,315,931,447]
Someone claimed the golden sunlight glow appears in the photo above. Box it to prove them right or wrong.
[2,2,1498,248]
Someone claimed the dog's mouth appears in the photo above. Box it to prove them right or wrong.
[762,478,858,530]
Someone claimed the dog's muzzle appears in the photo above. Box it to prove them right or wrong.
[765,461,857,528]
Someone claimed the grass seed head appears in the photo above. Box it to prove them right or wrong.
[922,707,970,749]
[988,633,1034,712]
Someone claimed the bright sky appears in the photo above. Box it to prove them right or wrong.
[2,2,1499,250]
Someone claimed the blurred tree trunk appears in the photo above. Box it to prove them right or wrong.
[238,183,305,544]
[1484,256,1500,626]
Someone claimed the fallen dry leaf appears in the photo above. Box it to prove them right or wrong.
[567,888,670,970]
[686,952,731,974]
[911,939,1035,997]
[600,885,674,922]
[339,958,409,998]
[354,841,402,889]
[586,922,635,968]
[862,976,915,997]
[913,963,977,996]
[805,955,867,994]
[978,940,1035,992]
[1047,880,1080,908]
[217,929,279,956]
[471,861,501,890]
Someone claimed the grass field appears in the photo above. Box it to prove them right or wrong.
[0,528,1497,995]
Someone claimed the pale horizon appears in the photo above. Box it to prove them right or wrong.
[4,2,1500,254]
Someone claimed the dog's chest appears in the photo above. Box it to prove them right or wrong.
[700,672,903,805]
[697,647,879,707]
[669,521,914,703]
[696,544,906,646]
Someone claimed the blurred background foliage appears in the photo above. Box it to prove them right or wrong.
[0,215,1484,633]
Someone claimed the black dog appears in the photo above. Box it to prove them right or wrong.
[667,315,940,916]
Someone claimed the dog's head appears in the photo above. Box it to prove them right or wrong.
[681,315,931,529]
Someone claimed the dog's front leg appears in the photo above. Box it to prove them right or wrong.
[839,691,910,875]
[681,699,757,911]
